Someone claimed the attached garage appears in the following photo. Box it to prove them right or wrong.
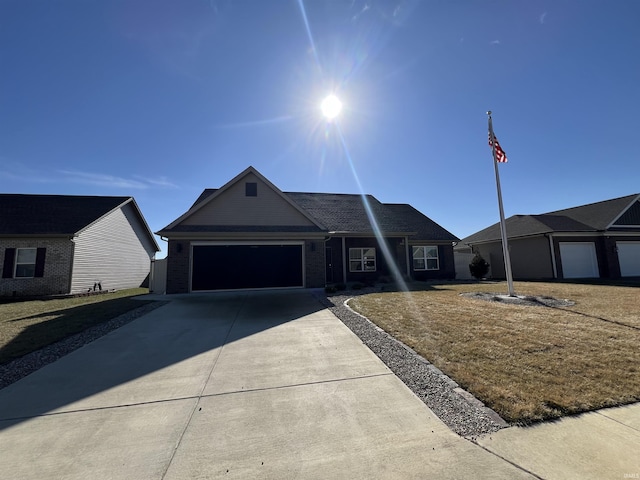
[191,242,304,291]
[559,242,599,278]
[617,242,640,277]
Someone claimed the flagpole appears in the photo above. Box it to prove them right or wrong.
[487,111,516,296]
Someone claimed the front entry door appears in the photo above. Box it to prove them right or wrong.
[325,246,334,283]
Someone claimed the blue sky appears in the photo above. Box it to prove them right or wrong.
[2,1,639,257]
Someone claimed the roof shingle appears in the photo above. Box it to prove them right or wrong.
[166,189,458,241]
[0,194,131,236]
[462,193,640,244]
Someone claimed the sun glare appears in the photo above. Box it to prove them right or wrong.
[321,94,342,120]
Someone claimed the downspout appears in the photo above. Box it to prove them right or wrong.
[342,236,347,284]
[405,236,411,278]
[67,236,77,294]
[548,234,558,278]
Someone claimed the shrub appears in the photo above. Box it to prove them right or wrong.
[335,283,347,291]
[469,254,490,279]
[351,282,364,290]
[325,285,337,293]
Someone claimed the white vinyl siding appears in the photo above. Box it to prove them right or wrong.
[70,203,155,293]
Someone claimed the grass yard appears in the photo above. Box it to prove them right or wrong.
[348,281,640,425]
[0,289,153,365]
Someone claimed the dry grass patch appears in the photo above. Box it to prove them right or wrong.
[0,289,153,365]
[348,281,640,424]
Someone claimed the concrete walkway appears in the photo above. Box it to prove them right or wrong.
[476,403,640,479]
[0,291,637,479]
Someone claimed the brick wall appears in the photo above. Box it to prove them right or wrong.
[166,240,190,294]
[304,240,325,287]
[0,238,74,296]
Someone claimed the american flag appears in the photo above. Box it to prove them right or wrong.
[488,133,508,163]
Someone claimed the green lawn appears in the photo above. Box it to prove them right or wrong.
[0,289,154,365]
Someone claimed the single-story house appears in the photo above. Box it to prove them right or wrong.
[0,195,159,297]
[157,166,459,293]
[460,193,640,280]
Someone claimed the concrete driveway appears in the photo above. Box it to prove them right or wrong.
[0,290,535,479]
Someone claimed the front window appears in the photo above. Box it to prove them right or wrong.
[349,248,376,272]
[413,246,439,271]
[15,248,37,278]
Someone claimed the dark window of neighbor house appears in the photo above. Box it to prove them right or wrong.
[413,246,439,270]
[349,248,376,272]
[245,182,257,196]
[2,247,46,279]
[15,248,37,278]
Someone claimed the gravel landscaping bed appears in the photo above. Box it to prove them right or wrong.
[0,301,167,391]
[315,289,508,438]
[460,292,575,307]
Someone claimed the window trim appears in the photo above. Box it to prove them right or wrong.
[349,247,377,272]
[412,245,440,271]
[15,247,38,278]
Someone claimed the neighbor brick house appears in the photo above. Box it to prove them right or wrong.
[0,195,159,297]
[461,193,640,279]
[157,166,459,293]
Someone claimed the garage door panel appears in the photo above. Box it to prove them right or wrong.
[617,242,640,277]
[192,245,303,291]
[559,242,599,279]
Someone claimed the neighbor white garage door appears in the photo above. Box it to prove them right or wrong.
[617,242,640,277]
[559,242,599,278]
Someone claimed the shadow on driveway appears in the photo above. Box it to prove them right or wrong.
[0,290,325,431]
[0,296,156,365]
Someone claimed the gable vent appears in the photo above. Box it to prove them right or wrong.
[245,182,257,197]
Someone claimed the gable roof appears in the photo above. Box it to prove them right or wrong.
[384,204,459,242]
[0,194,160,250]
[161,166,325,232]
[159,168,459,242]
[285,192,407,234]
[191,189,218,209]
[189,190,422,235]
[548,194,639,230]
[462,193,640,245]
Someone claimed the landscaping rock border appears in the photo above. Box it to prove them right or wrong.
[315,289,508,438]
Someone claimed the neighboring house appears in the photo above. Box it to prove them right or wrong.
[0,195,160,297]
[157,166,459,293]
[460,193,640,280]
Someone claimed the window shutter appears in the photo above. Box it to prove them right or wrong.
[35,248,47,277]
[2,248,15,278]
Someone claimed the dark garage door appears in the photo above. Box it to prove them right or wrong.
[192,244,303,291]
